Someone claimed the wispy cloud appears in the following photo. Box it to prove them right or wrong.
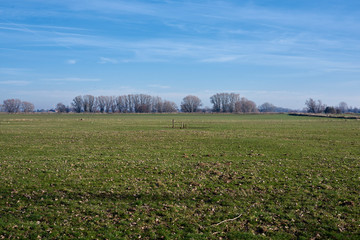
[0,22,88,50]
[148,84,170,89]
[44,77,101,82]
[66,0,156,16]
[49,33,360,72]
[3,23,360,73]
[201,55,242,63]
[98,57,118,64]
[66,59,77,64]
[2,1,360,70]
[0,80,31,86]
[0,22,85,32]
[55,1,360,34]
[0,68,30,75]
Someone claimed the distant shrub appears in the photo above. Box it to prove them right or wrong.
[324,106,336,114]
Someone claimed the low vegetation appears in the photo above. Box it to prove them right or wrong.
[289,112,360,120]
[0,114,359,239]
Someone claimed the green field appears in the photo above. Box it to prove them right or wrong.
[0,113,359,239]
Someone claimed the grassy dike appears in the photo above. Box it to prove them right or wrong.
[0,113,359,239]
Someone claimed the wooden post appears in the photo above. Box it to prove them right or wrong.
[172,119,175,128]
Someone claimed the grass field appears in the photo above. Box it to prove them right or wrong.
[0,113,359,239]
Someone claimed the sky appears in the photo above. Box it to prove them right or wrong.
[0,0,360,110]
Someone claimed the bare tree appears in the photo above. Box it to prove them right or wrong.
[3,99,22,113]
[133,94,152,113]
[259,102,276,112]
[338,102,348,113]
[96,96,106,113]
[116,95,127,113]
[126,94,135,113]
[72,95,83,113]
[56,103,67,113]
[110,96,117,113]
[152,96,163,113]
[210,94,221,112]
[103,96,112,113]
[83,95,96,113]
[315,100,325,113]
[228,93,240,113]
[21,101,35,113]
[147,96,178,113]
[305,98,325,113]
[89,95,96,112]
[181,95,202,112]
[83,96,89,112]
[235,97,258,113]
[305,98,317,113]
[210,93,239,112]
[162,100,178,112]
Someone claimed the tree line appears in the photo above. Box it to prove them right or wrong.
[65,94,178,113]
[2,94,359,114]
[304,98,359,114]
[1,99,35,113]
[63,93,261,114]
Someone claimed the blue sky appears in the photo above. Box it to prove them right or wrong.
[1,0,359,109]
